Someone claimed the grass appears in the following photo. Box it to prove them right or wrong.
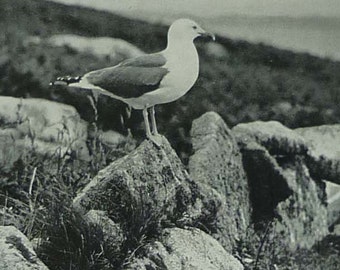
[0,121,137,269]
[0,94,136,269]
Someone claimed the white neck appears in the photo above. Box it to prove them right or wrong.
[164,35,198,66]
[166,30,196,50]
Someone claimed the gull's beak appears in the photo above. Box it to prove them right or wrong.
[199,30,216,41]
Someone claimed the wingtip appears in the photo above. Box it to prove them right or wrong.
[49,80,68,86]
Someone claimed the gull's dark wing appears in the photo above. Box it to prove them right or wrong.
[85,53,169,98]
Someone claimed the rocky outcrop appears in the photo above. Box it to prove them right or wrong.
[233,120,308,155]
[325,181,340,225]
[295,124,340,184]
[2,110,339,268]
[73,137,193,222]
[0,226,48,270]
[0,97,89,171]
[35,34,144,60]
[72,135,243,269]
[189,112,251,252]
[84,210,126,267]
[126,228,243,270]
[294,125,340,226]
[232,121,329,250]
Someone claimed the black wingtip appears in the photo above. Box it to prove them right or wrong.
[50,75,82,86]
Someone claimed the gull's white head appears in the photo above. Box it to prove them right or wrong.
[168,18,215,42]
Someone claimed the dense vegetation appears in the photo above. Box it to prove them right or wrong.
[0,0,339,269]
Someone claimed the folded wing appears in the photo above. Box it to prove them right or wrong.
[85,53,169,98]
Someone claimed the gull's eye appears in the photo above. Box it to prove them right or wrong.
[192,25,197,30]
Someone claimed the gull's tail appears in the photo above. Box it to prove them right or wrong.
[49,75,82,86]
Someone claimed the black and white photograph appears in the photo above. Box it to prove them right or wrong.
[1,0,340,269]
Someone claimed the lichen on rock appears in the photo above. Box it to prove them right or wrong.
[0,226,49,270]
[189,111,251,252]
[125,228,244,270]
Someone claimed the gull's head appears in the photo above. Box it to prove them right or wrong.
[168,18,215,42]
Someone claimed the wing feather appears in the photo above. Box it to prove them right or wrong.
[85,53,168,98]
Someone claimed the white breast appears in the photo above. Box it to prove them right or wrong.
[162,44,199,91]
[135,43,199,107]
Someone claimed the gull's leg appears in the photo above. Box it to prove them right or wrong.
[142,107,152,139]
[150,106,159,135]
[143,107,162,147]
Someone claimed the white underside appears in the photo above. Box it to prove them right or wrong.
[69,40,199,110]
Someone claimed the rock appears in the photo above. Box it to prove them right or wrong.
[204,42,229,60]
[233,121,308,155]
[125,228,243,270]
[239,142,293,221]
[233,121,328,251]
[46,34,144,60]
[325,181,340,226]
[73,137,195,237]
[98,130,127,147]
[295,125,340,184]
[274,160,328,250]
[333,224,340,236]
[0,225,49,270]
[0,97,89,171]
[84,210,126,265]
[189,112,251,252]
[73,135,247,264]
[271,101,293,116]
[0,206,27,230]
[124,258,157,270]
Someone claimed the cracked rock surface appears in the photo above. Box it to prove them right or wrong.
[189,112,251,252]
[125,228,243,270]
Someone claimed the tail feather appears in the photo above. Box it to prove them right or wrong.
[50,75,82,86]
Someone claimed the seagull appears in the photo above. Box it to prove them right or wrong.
[50,19,215,146]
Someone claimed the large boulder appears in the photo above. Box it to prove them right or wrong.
[72,137,194,226]
[46,34,144,60]
[274,160,328,250]
[0,97,89,171]
[125,228,243,270]
[0,225,49,270]
[295,124,340,184]
[325,181,340,226]
[189,112,251,252]
[295,125,340,226]
[236,142,293,221]
[233,120,308,155]
[84,210,126,267]
[232,121,328,251]
[72,135,247,266]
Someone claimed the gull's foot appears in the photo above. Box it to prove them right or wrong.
[147,134,164,147]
